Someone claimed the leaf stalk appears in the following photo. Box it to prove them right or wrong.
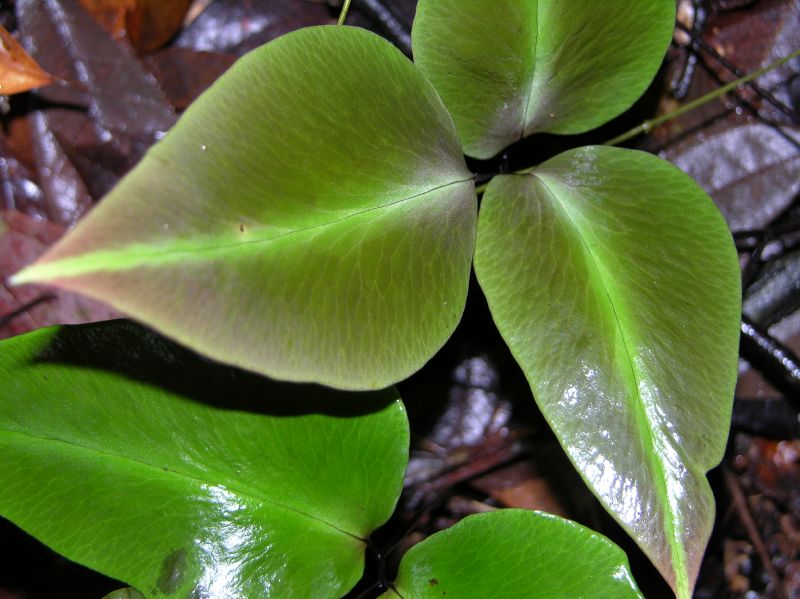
[604,48,800,147]
[473,48,800,194]
[338,0,353,25]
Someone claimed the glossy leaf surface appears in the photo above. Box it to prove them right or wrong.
[412,0,674,158]
[12,25,476,390]
[381,510,643,598]
[0,320,409,597]
[474,147,741,598]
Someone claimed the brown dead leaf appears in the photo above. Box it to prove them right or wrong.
[132,0,192,52]
[79,0,191,53]
[666,123,800,232]
[0,114,90,226]
[0,134,43,218]
[29,111,93,225]
[77,0,131,42]
[471,462,570,517]
[17,0,177,199]
[143,48,236,111]
[0,24,54,95]
[0,210,119,339]
[174,0,334,56]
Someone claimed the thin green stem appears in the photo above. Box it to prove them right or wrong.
[337,0,353,25]
[472,48,800,194]
[474,166,535,195]
[604,47,800,146]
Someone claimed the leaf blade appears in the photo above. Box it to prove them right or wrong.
[474,147,741,598]
[0,320,410,597]
[385,510,643,598]
[412,0,675,158]
[13,25,477,390]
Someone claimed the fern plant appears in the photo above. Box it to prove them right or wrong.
[2,1,741,598]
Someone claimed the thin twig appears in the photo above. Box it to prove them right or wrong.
[675,21,798,122]
[734,216,800,242]
[740,317,800,397]
[604,48,800,146]
[408,443,525,500]
[694,55,800,153]
[0,294,55,330]
[670,0,708,99]
[356,0,411,55]
[474,166,536,195]
[723,466,787,599]
[740,234,769,290]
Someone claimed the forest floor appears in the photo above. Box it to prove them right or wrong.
[0,1,798,598]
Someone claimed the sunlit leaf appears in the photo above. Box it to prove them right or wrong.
[474,146,741,598]
[0,320,409,598]
[412,0,674,158]
[12,26,476,390]
[380,510,643,598]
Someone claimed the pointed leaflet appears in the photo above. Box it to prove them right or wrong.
[473,147,741,598]
[412,0,674,159]
[0,320,409,597]
[12,26,476,390]
[380,510,643,598]
[0,23,55,94]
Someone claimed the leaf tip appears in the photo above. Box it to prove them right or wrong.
[9,264,42,287]
[9,251,76,287]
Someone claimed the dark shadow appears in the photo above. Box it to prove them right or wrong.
[0,517,122,599]
[2,92,89,126]
[33,319,397,418]
[464,58,670,181]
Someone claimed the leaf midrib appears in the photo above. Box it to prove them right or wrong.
[14,176,474,282]
[207,176,474,250]
[1,426,363,541]
[532,173,689,592]
[518,2,541,141]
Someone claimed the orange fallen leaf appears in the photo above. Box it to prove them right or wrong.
[132,0,193,53]
[0,24,55,95]
[77,0,132,42]
[79,0,192,53]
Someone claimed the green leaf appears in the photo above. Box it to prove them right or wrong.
[381,510,643,598]
[412,0,675,159]
[103,590,146,599]
[0,320,409,598]
[473,147,741,599]
[12,25,476,390]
